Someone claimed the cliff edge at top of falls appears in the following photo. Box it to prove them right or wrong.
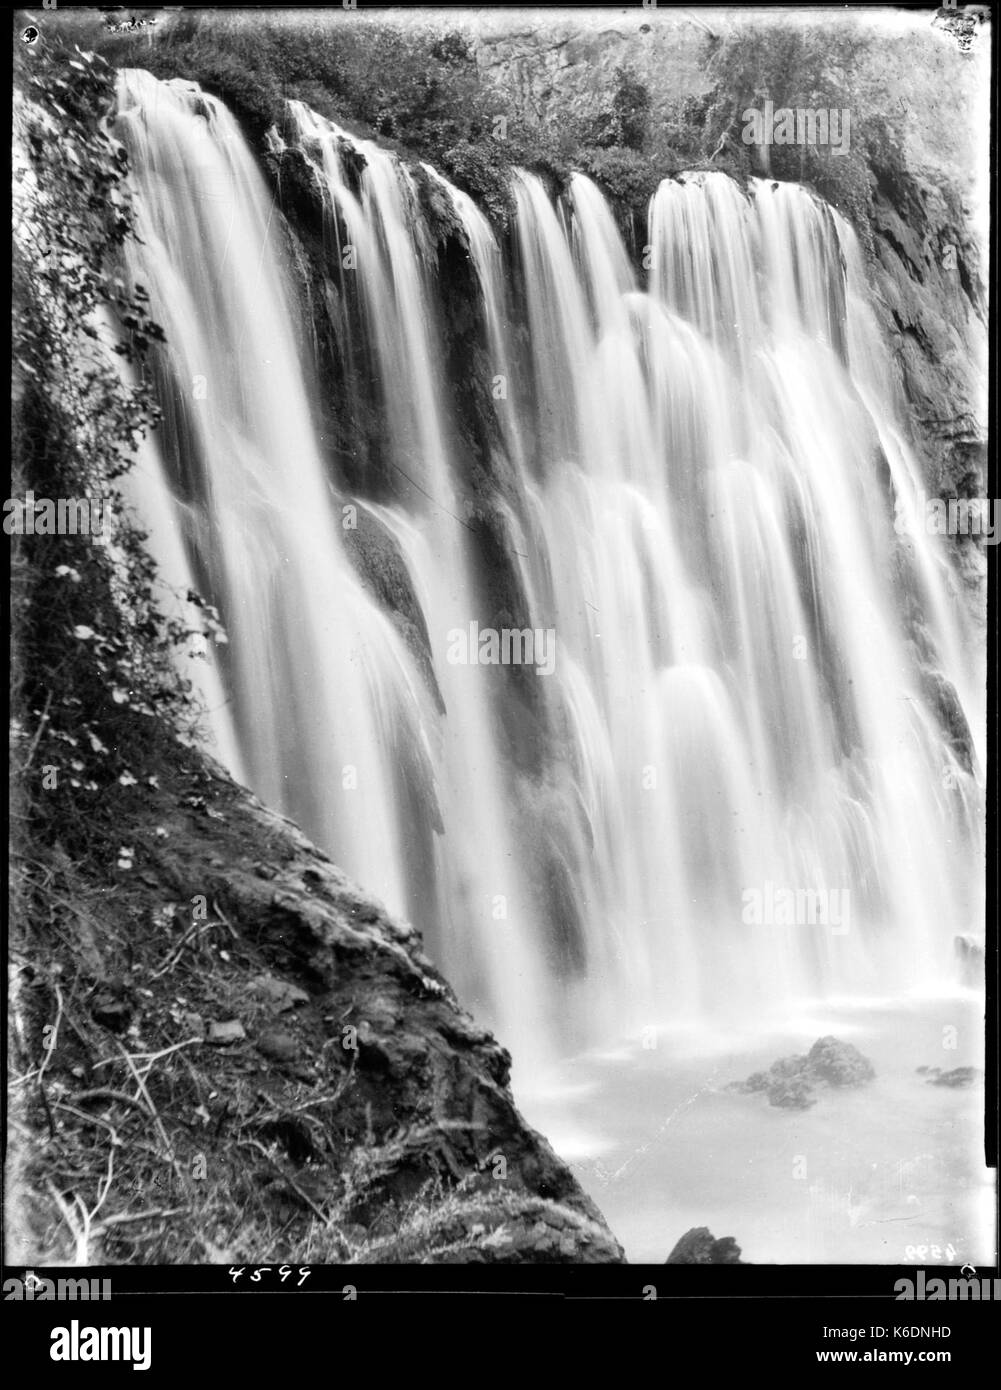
[88,7,988,583]
[9,744,623,1265]
[466,9,990,588]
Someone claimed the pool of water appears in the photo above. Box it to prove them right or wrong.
[516,992,994,1265]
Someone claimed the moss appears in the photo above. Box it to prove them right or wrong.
[575,145,673,216]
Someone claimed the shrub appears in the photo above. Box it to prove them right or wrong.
[576,145,667,211]
[699,17,902,250]
[12,34,211,868]
[606,65,653,150]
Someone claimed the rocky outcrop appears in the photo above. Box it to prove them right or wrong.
[917,1066,980,1089]
[9,747,624,1264]
[666,1227,743,1264]
[868,163,988,614]
[732,1037,876,1110]
[954,934,985,987]
[806,1036,878,1087]
[470,9,720,133]
[341,502,447,719]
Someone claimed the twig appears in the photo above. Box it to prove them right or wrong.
[48,1114,119,1244]
[92,1037,203,1070]
[178,1049,207,1105]
[92,1145,116,1222]
[22,689,53,772]
[93,1207,185,1230]
[46,1180,91,1264]
[67,1087,150,1114]
[36,978,64,1090]
[211,899,238,940]
[53,1101,122,1145]
[133,1037,205,1073]
[288,1091,352,1113]
[10,1067,43,1089]
[149,923,215,980]
[114,1045,184,1183]
[115,1043,196,1207]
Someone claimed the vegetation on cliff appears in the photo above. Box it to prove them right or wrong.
[51,7,930,255]
[12,35,200,874]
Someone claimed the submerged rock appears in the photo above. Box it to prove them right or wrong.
[740,1071,770,1093]
[806,1036,877,1087]
[767,1076,817,1110]
[927,1066,979,1088]
[666,1227,743,1264]
[733,1036,875,1109]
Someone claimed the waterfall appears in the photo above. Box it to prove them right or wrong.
[113,70,429,930]
[113,71,982,1073]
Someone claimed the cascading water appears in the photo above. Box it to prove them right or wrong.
[113,70,431,932]
[480,165,981,1033]
[112,71,982,1100]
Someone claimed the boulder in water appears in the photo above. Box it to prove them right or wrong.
[771,1053,810,1082]
[927,1066,979,1088]
[666,1227,743,1264]
[767,1076,817,1110]
[806,1035,876,1087]
[740,1071,770,1093]
[734,1036,875,1109]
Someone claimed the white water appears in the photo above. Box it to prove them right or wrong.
[113,72,985,1207]
[529,995,994,1265]
[114,71,429,924]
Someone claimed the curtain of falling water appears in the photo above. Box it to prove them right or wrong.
[282,103,550,1052]
[115,72,983,1066]
[455,165,982,1033]
[113,71,428,937]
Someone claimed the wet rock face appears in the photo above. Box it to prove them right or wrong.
[172,756,626,1262]
[731,1036,876,1110]
[869,171,988,615]
[954,934,985,987]
[666,1226,743,1264]
[340,502,446,717]
[471,10,721,142]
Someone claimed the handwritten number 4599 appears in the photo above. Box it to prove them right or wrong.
[229,1266,311,1287]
